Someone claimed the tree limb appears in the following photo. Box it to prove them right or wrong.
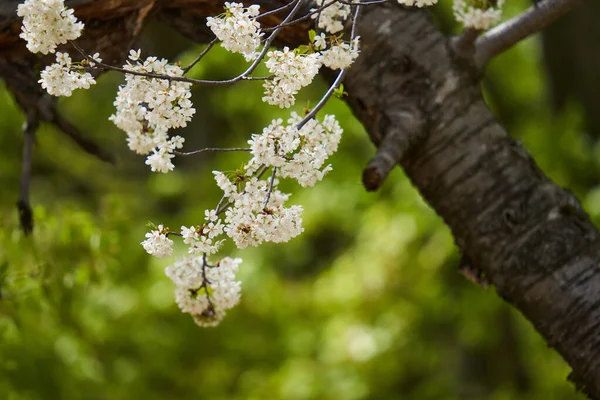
[17,111,38,235]
[345,4,600,396]
[474,0,584,68]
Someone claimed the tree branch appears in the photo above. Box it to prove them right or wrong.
[474,0,584,68]
[362,106,424,191]
[345,4,600,396]
[451,28,481,59]
[51,111,116,164]
[17,111,38,235]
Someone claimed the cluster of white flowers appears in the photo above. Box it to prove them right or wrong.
[165,256,242,327]
[17,0,84,54]
[311,0,351,34]
[213,171,305,248]
[109,50,194,173]
[453,0,505,29]
[263,47,322,108]
[181,210,226,255]
[38,52,96,96]
[206,2,263,61]
[397,0,438,7]
[141,112,343,325]
[141,225,174,258]
[247,112,343,187]
[320,37,360,70]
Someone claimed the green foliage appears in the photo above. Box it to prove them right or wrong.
[0,9,593,400]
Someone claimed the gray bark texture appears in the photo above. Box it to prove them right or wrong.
[1,0,598,397]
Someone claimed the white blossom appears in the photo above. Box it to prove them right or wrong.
[141,225,173,258]
[109,51,194,172]
[321,37,360,70]
[165,256,242,327]
[311,0,351,34]
[397,0,438,7]
[246,112,343,187]
[206,2,263,61]
[145,149,175,173]
[262,47,322,108]
[38,52,96,97]
[17,0,84,55]
[453,0,504,30]
[314,33,328,50]
[212,172,304,249]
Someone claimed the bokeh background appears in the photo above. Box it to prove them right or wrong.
[1,0,599,399]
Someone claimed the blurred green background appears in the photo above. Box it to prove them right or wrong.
[1,1,599,399]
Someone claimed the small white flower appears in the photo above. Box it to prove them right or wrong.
[206,2,264,61]
[453,0,504,29]
[320,37,360,70]
[165,256,242,327]
[141,225,173,258]
[314,33,328,50]
[145,149,175,173]
[38,52,96,97]
[129,49,141,61]
[311,0,351,34]
[397,0,438,7]
[262,47,322,108]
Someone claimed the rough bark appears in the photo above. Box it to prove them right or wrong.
[1,0,599,397]
[345,6,600,397]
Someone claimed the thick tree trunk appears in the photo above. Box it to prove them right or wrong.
[1,0,599,397]
[344,5,600,397]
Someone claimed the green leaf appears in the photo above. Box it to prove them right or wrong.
[294,45,311,55]
[333,84,348,98]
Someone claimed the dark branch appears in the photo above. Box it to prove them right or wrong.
[17,111,39,235]
[362,107,424,191]
[52,112,116,164]
[451,28,481,59]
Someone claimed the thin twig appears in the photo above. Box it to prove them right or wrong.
[264,0,337,32]
[183,38,219,74]
[296,3,361,130]
[174,147,251,156]
[474,0,583,68]
[17,112,38,235]
[215,194,227,213]
[52,111,116,164]
[262,167,277,208]
[339,0,387,5]
[199,253,216,317]
[257,0,300,19]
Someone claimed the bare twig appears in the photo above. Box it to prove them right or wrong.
[296,2,362,130]
[174,147,251,156]
[262,167,277,208]
[17,112,39,235]
[182,38,219,74]
[52,112,116,164]
[474,0,583,68]
[264,0,337,32]
[257,0,300,19]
